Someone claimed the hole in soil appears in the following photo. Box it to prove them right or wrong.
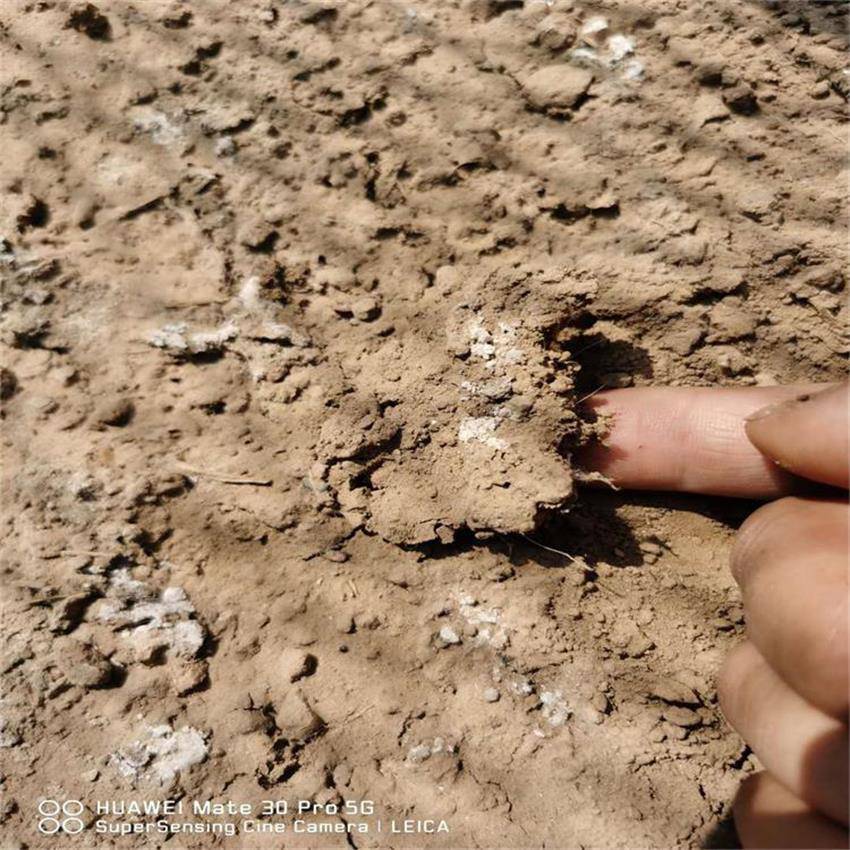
[200,400,226,415]
[486,0,524,19]
[17,197,49,231]
[515,499,644,568]
[563,331,653,395]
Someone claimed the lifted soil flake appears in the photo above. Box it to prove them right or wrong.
[317,264,595,545]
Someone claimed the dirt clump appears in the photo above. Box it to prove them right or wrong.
[317,264,596,545]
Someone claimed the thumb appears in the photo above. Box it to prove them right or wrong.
[745,382,849,489]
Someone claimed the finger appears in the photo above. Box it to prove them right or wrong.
[577,385,827,498]
[732,497,849,718]
[719,641,849,825]
[734,772,849,849]
[746,383,849,489]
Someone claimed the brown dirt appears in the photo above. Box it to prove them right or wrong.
[0,0,847,847]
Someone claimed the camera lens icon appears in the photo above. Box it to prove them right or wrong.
[37,800,85,835]
[62,817,85,834]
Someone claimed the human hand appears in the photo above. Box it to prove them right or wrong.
[578,383,849,849]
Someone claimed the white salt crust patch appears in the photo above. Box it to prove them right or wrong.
[540,690,571,727]
[111,724,208,787]
[458,416,508,450]
[97,568,206,659]
[132,109,186,147]
[573,17,645,80]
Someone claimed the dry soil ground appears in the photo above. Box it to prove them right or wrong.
[0,0,848,848]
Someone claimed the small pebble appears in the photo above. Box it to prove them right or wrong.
[352,296,380,321]
[93,396,134,428]
[535,18,575,51]
[279,648,317,682]
[723,83,758,115]
[810,80,831,99]
[586,708,604,725]
[591,692,609,713]
[664,722,689,740]
[335,613,355,634]
[697,61,725,86]
[171,660,208,696]
[214,137,236,157]
[626,634,654,659]
[289,625,317,647]
[662,705,703,728]
[522,65,593,112]
[580,15,609,46]
[57,641,114,688]
[482,687,500,703]
[438,626,461,646]
[635,607,654,626]
[648,678,701,706]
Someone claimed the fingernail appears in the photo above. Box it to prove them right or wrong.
[745,393,811,423]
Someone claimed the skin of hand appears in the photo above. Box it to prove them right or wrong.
[577,382,849,849]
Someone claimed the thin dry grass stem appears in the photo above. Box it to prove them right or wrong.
[519,532,577,562]
[572,336,607,356]
[519,534,625,598]
[175,462,272,486]
[576,385,608,404]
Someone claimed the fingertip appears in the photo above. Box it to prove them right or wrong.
[575,386,819,498]
[734,772,849,849]
[744,383,849,489]
[573,389,650,482]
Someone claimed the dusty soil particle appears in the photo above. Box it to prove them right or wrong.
[93,396,135,428]
[723,82,760,115]
[279,649,318,683]
[522,65,594,112]
[55,640,115,688]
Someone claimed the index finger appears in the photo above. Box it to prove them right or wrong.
[576,385,830,499]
